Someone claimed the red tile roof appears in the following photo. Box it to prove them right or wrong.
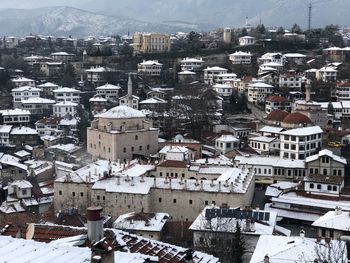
[158,160,188,168]
[266,96,289,102]
[266,110,290,122]
[282,112,312,124]
[337,82,350,87]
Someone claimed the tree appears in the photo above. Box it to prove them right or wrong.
[291,24,302,34]
[186,31,202,53]
[59,63,77,87]
[328,102,335,115]
[231,222,245,263]
[76,105,91,144]
[256,24,266,35]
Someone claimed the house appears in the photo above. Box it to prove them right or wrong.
[35,116,63,137]
[265,96,291,114]
[53,87,80,103]
[158,145,195,162]
[284,53,306,65]
[137,60,162,76]
[12,86,41,108]
[239,36,256,46]
[312,208,350,240]
[87,105,159,162]
[10,126,40,148]
[0,125,12,146]
[1,109,31,126]
[113,211,169,240]
[229,51,253,64]
[37,82,59,98]
[139,97,167,112]
[50,51,75,62]
[53,102,78,118]
[133,32,171,54]
[258,53,285,65]
[96,83,121,102]
[40,62,64,77]
[278,71,303,89]
[212,83,233,97]
[247,81,274,104]
[259,126,284,137]
[190,207,280,261]
[85,66,109,85]
[20,97,55,115]
[336,82,350,101]
[180,57,204,71]
[215,135,240,154]
[279,126,323,160]
[316,66,337,82]
[203,66,228,85]
[119,74,139,109]
[214,73,238,85]
[178,70,197,83]
[11,77,35,88]
[248,136,280,155]
[250,234,347,263]
[89,95,108,115]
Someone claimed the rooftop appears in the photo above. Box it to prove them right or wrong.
[113,212,169,232]
[97,105,145,119]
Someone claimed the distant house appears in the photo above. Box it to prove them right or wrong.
[238,36,256,46]
[229,51,253,64]
[12,86,41,108]
[53,102,78,118]
[203,66,228,85]
[50,52,75,63]
[215,135,240,154]
[0,109,31,126]
[96,83,121,102]
[53,87,80,103]
[11,77,35,88]
[10,126,40,148]
[137,60,162,76]
[180,57,204,71]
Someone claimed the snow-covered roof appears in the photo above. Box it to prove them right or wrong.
[139,60,162,66]
[53,87,80,93]
[306,149,346,165]
[96,83,121,90]
[259,126,284,134]
[97,106,145,119]
[280,126,323,136]
[11,86,40,92]
[10,180,33,189]
[113,212,169,232]
[251,82,274,88]
[0,109,30,116]
[85,66,108,73]
[0,235,91,263]
[249,136,277,143]
[89,96,107,102]
[14,150,31,158]
[54,102,78,107]
[204,66,227,71]
[189,206,277,236]
[159,145,192,155]
[37,82,58,88]
[178,70,196,75]
[312,210,350,231]
[51,52,74,56]
[284,53,306,58]
[59,118,78,126]
[250,235,347,263]
[11,126,37,135]
[181,57,203,63]
[319,66,338,72]
[234,156,305,169]
[139,98,167,104]
[230,51,252,56]
[48,144,81,153]
[11,77,35,83]
[21,97,56,104]
[0,125,12,133]
[216,134,239,142]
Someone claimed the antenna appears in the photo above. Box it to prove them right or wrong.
[308,2,312,32]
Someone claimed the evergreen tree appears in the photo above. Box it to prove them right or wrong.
[328,102,335,115]
[59,63,77,87]
[231,222,245,263]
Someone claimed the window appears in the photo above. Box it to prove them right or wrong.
[310,183,314,189]
[97,195,100,200]
[131,147,134,152]
[72,192,76,197]
[103,196,105,201]
[323,169,327,175]
[205,200,208,205]
[139,146,142,151]
[158,198,162,203]
[59,190,62,195]
[135,135,138,140]
[147,145,150,150]
[173,199,177,203]
[123,147,126,152]
[333,186,337,191]
[317,184,321,190]
[189,200,193,204]
[80,192,84,197]
[22,189,27,195]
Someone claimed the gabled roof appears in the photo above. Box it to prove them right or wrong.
[306,149,346,165]
[280,126,323,136]
[312,210,350,231]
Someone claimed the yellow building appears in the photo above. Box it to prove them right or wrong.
[133,32,171,54]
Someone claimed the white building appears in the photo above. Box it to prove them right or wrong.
[280,126,323,160]
[137,60,162,76]
[85,66,109,85]
[265,96,291,114]
[21,97,56,115]
[238,36,256,46]
[1,109,30,125]
[316,66,338,82]
[53,102,78,118]
[258,52,285,65]
[96,83,121,101]
[278,72,303,89]
[229,51,253,64]
[336,82,350,101]
[0,125,12,146]
[215,135,239,154]
[11,86,41,107]
[213,83,233,97]
[50,52,75,62]
[284,53,306,65]
[11,77,35,88]
[158,145,195,162]
[214,73,238,85]
[53,87,80,103]
[37,82,59,97]
[249,136,280,154]
[203,66,228,85]
[180,57,204,71]
[247,81,274,104]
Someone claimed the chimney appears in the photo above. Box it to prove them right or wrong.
[264,255,269,263]
[300,229,305,239]
[184,250,195,263]
[87,206,104,243]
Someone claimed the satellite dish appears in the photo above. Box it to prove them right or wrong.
[26,223,35,240]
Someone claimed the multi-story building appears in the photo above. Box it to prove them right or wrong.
[215,135,240,154]
[336,82,350,101]
[85,66,109,85]
[214,73,238,85]
[229,51,253,64]
[265,96,291,113]
[203,66,228,85]
[87,105,159,162]
[0,125,12,146]
[50,52,75,63]
[40,62,64,77]
[133,32,171,54]
[35,116,63,137]
[258,52,285,65]
[316,67,338,82]
[37,82,59,98]
[12,86,41,108]
[212,83,233,97]
[247,81,274,104]
[279,126,323,160]
[278,72,303,89]
[137,60,162,76]
[1,109,31,125]
[180,57,204,71]
[21,97,55,115]
[53,102,78,118]
[53,87,80,103]
[248,136,280,154]
[284,53,306,65]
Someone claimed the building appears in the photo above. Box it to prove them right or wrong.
[280,126,323,160]
[53,87,80,103]
[37,82,59,98]
[265,96,291,114]
[40,62,64,77]
[87,105,159,162]
[203,66,228,85]
[278,71,303,90]
[50,51,75,62]
[178,70,197,83]
[96,83,121,102]
[0,125,12,146]
[336,82,350,101]
[119,74,139,109]
[10,126,40,148]
[223,28,232,44]
[180,57,204,71]
[284,53,306,65]
[214,73,238,85]
[113,211,169,240]
[89,95,108,115]
[12,86,41,108]
[238,36,256,46]
[21,97,55,115]
[229,51,253,65]
[248,136,280,155]
[139,97,167,112]
[137,60,162,76]
[35,116,63,137]
[213,83,233,97]
[53,102,78,118]
[133,32,171,54]
[316,66,338,82]
[85,66,109,85]
[11,77,35,88]
[258,53,285,65]
[215,135,240,154]
[1,109,31,125]
[247,81,274,104]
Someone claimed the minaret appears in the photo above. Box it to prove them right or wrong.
[305,79,311,102]
[127,73,133,107]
